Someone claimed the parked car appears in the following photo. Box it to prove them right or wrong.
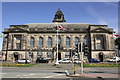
[74,60,81,63]
[36,57,48,63]
[16,59,31,64]
[58,59,72,63]
[106,57,120,62]
[89,58,100,63]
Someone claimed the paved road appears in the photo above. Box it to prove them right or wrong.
[1,63,119,78]
[2,63,72,78]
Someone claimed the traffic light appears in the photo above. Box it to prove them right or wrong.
[75,44,79,53]
[75,43,84,53]
[118,45,120,50]
[83,45,89,56]
[69,50,72,58]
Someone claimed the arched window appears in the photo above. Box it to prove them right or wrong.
[84,36,88,45]
[66,37,70,46]
[58,37,61,44]
[47,37,52,47]
[75,37,79,45]
[37,52,43,58]
[47,52,52,59]
[30,37,34,47]
[65,52,70,59]
[39,37,43,47]
[95,36,104,50]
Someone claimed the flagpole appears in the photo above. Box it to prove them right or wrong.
[55,26,59,65]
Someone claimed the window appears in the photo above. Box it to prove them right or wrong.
[84,36,88,45]
[29,52,34,58]
[16,43,21,49]
[58,37,61,44]
[16,36,22,41]
[96,43,102,50]
[74,53,78,59]
[66,37,70,46]
[15,35,22,49]
[75,37,79,45]
[65,53,70,59]
[30,37,34,47]
[38,37,43,47]
[37,52,43,58]
[95,36,104,50]
[96,37,101,40]
[47,52,52,59]
[47,37,52,47]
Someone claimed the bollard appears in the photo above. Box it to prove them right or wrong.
[74,64,76,74]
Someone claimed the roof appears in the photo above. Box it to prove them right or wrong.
[26,23,91,29]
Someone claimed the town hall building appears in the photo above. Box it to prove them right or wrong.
[2,9,115,62]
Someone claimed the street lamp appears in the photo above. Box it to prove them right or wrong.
[55,44,59,65]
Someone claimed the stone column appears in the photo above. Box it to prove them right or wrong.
[2,34,6,50]
[70,35,74,47]
[35,35,38,49]
[8,34,12,50]
[26,35,30,49]
[105,34,109,50]
[43,35,47,48]
[10,35,13,49]
[13,35,16,49]
[91,34,95,50]
[62,35,66,47]
[110,35,115,50]
[79,35,84,43]
[22,35,24,49]
[33,52,38,61]
[52,35,56,47]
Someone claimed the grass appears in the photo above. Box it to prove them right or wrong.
[0,63,36,67]
[0,63,119,67]
[77,63,119,67]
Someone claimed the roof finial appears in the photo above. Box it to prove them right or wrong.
[52,9,66,23]
[58,8,60,10]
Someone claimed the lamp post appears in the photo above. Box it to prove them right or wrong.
[54,29,59,65]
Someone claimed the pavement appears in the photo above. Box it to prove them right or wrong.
[67,73,119,78]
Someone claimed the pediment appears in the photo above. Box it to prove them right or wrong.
[91,28,110,32]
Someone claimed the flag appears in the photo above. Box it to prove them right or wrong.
[113,34,120,39]
[113,34,120,37]
[57,25,67,30]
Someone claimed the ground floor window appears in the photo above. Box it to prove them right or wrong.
[37,52,43,58]
[74,53,78,59]
[29,52,34,58]
[47,52,52,59]
[65,52,70,59]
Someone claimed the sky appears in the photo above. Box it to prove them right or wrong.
[0,2,119,50]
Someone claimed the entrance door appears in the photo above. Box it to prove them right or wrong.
[58,53,61,60]
[14,53,19,61]
[99,53,104,62]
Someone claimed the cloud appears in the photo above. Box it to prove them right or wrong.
[84,6,108,25]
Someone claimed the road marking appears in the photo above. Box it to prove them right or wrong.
[17,74,28,78]
[65,70,69,75]
[2,73,6,74]
[45,74,64,78]
[29,74,35,75]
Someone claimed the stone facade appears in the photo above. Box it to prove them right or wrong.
[2,9,115,62]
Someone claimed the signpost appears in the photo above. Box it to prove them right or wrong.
[80,42,83,74]
[76,42,84,74]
